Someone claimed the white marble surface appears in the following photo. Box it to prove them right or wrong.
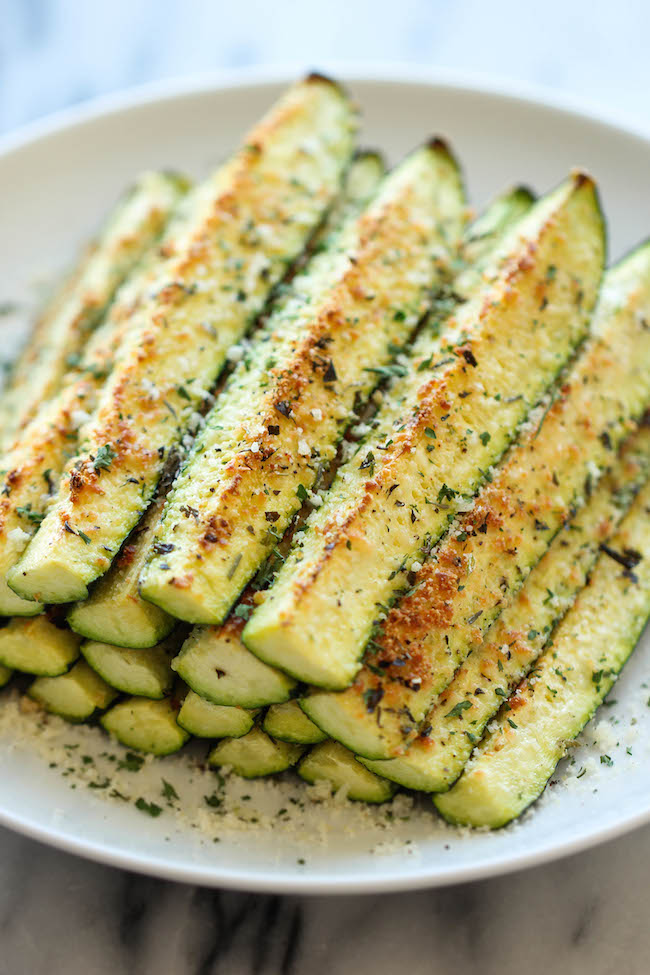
[2,1,650,972]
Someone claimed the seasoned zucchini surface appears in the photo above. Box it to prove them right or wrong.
[140,141,465,624]
[304,242,650,759]
[435,475,650,828]
[362,422,650,789]
[0,175,189,618]
[65,149,385,649]
[9,76,356,605]
[170,184,537,709]
[245,174,605,689]
[0,171,187,446]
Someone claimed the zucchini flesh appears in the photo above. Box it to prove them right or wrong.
[263,700,328,744]
[303,241,650,758]
[65,150,385,649]
[80,637,176,699]
[67,496,174,647]
[207,726,304,778]
[244,173,605,689]
[173,615,296,708]
[0,170,188,447]
[8,76,357,606]
[101,694,190,756]
[362,422,650,789]
[0,665,12,688]
[170,185,537,709]
[29,659,118,722]
[140,141,465,625]
[435,475,650,828]
[177,691,256,738]
[0,616,81,677]
[298,741,397,802]
[0,175,190,618]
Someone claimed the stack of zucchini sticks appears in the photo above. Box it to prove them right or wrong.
[1,74,649,829]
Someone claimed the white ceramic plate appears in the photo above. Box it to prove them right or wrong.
[1,67,649,893]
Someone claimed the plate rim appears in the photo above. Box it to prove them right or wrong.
[2,63,650,894]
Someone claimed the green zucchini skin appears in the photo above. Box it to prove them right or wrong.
[0,616,81,677]
[303,239,650,760]
[170,184,537,711]
[0,173,190,619]
[298,741,397,803]
[207,727,304,778]
[80,637,176,699]
[434,473,650,828]
[8,76,357,606]
[361,422,650,790]
[0,665,13,689]
[28,660,118,722]
[177,691,257,739]
[263,700,328,744]
[140,140,466,625]
[101,694,190,756]
[0,170,189,448]
[245,173,605,691]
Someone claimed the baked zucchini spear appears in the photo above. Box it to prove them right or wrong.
[0,170,188,446]
[435,473,650,828]
[80,635,177,699]
[298,741,397,802]
[101,691,190,756]
[171,183,537,710]
[0,616,81,677]
[0,173,190,618]
[263,700,328,744]
[362,420,650,789]
[139,139,466,624]
[28,659,118,722]
[8,74,357,606]
[174,614,297,707]
[67,495,175,647]
[303,239,650,759]
[244,172,605,689]
[0,665,12,689]
[177,691,257,739]
[207,726,304,778]
[64,148,385,650]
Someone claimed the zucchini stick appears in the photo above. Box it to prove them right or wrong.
[304,241,650,759]
[0,172,189,617]
[362,420,650,789]
[66,149,386,649]
[173,184,537,709]
[244,173,605,689]
[140,140,465,624]
[435,475,650,828]
[9,75,357,606]
[28,659,118,722]
[0,170,188,445]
